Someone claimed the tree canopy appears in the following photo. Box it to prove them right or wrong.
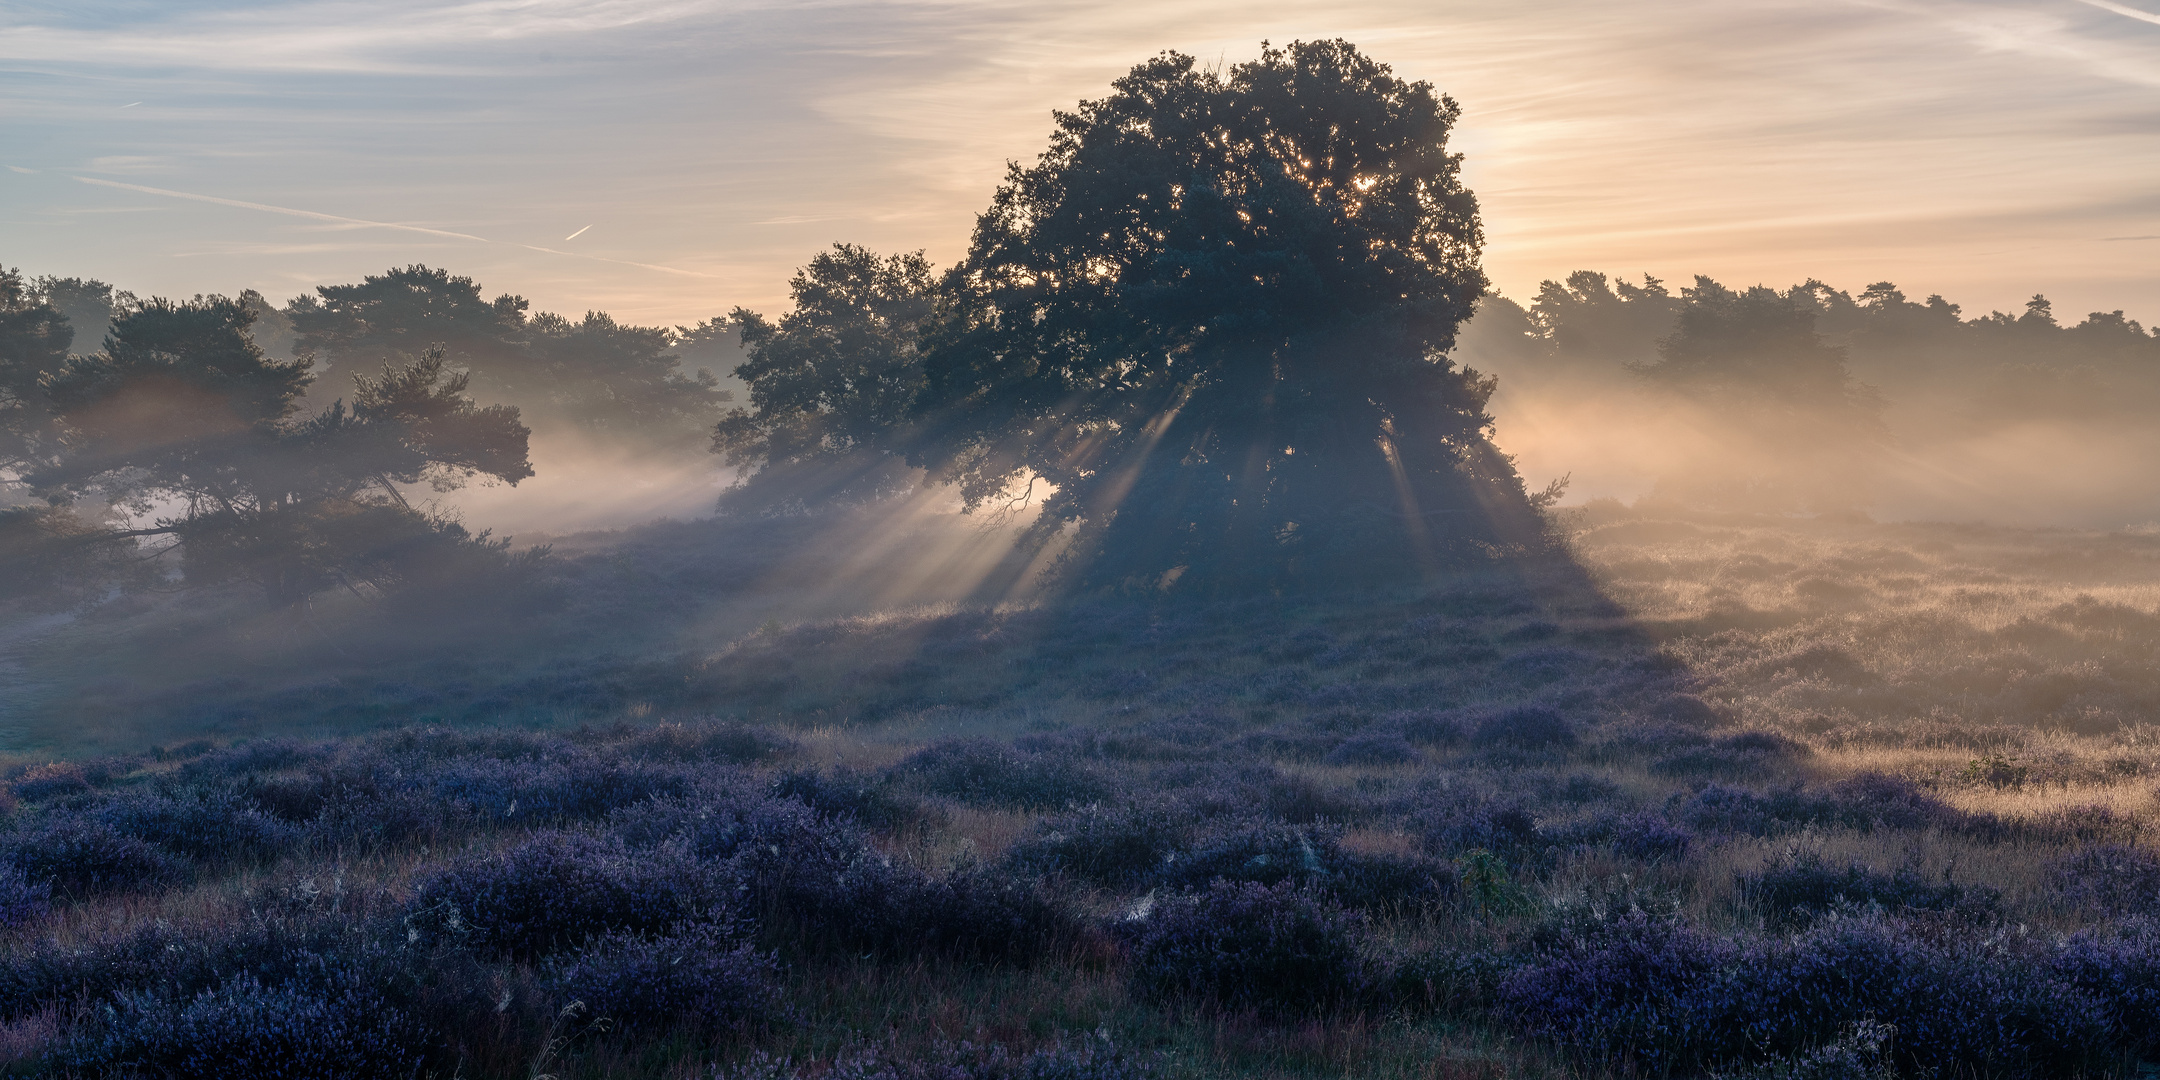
[711,244,936,507]
[4,293,535,607]
[290,264,729,445]
[903,40,1544,589]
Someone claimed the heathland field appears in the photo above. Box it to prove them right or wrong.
[4,507,2160,1077]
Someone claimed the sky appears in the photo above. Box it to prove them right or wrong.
[2,0,2157,329]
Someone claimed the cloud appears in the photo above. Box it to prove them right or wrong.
[73,176,713,278]
[2076,0,2160,26]
[4,0,2157,326]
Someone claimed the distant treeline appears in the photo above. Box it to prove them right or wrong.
[31,265,738,448]
[1455,273,2160,513]
[1470,271,2160,424]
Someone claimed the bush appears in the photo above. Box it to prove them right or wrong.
[1005,804,1185,887]
[91,789,301,862]
[59,965,425,1080]
[1469,705,1576,750]
[1711,919,2106,1078]
[1498,912,1734,1074]
[1384,709,1464,746]
[0,865,49,929]
[892,739,1113,809]
[1154,820,1447,913]
[2049,918,2160,1057]
[406,832,716,960]
[431,754,689,822]
[10,762,89,802]
[613,721,799,764]
[551,920,782,1035]
[772,767,911,827]
[1412,792,1545,862]
[1503,913,2115,1078]
[1322,731,1420,767]
[907,867,1084,963]
[1126,880,1371,1016]
[4,814,188,896]
[729,1031,1149,1080]
[2050,844,2160,915]
[1672,775,1972,838]
[1738,854,1993,928]
[1652,731,1807,779]
[1563,811,1693,861]
[1387,946,1516,1014]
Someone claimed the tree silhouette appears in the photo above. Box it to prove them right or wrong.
[19,296,534,606]
[290,264,727,445]
[909,40,1546,590]
[712,244,936,507]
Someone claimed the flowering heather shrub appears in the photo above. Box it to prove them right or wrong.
[1149,762,1370,824]
[1141,820,1447,912]
[1556,772,1622,803]
[551,919,783,1035]
[1710,919,2108,1078]
[771,767,911,827]
[1158,821,1334,892]
[309,784,469,851]
[2048,918,2160,1057]
[430,753,691,821]
[1411,791,1545,862]
[58,965,425,1080]
[406,831,717,959]
[725,1030,1150,1080]
[1383,709,1465,746]
[1553,810,1692,860]
[8,762,89,802]
[1497,912,1735,1073]
[1651,694,1725,727]
[1126,880,1372,1016]
[1388,946,1517,1014]
[1818,772,1971,832]
[173,738,329,783]
[613,721,800,764]
[1005,804,1186,887]
[1712,1021,1897,1080]
[0,866,48,929]
[3,814,187,896]
[1737,854,1994,927]
[907,866,1085,962]
[1495,647,1597,687]
[1469,705,1576,750]
[1502,912,2124,1077]
[1321,731,1420,767]
[90,788,301,862]
[1652,731,1808,779]
[2049,844,2160,915]
[891,739,1113,809]
[1673,775,1973,838]
[1233,725,1345,762]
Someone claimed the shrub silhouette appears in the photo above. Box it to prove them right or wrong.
[1127,880,1371,1015]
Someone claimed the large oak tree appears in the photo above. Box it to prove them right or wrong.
[907,40,1550,589]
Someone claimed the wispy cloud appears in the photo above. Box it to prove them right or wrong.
[74,177,713,278]
[2077,0,2160,26]
[3,0,2156,325]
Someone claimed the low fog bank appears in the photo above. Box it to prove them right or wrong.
[1456,274,2160,530]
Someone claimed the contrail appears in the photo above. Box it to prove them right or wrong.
[564,224,593,241]
[2077,0,2160,24]
[71,177,712,279]
[119,102,142,108]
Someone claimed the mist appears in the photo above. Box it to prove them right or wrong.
[1456,276,2160,531]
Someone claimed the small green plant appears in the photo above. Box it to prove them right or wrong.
[1456,848,1534,919]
